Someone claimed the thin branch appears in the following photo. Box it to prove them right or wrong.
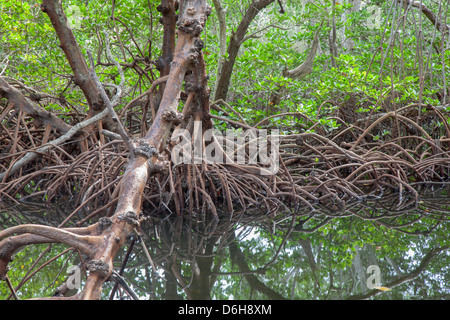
[212,0,227,94]
[347,246,449,300]
[0,77,72,134]
[110,271,140,300]
[0,225,99,256]
[5,276,19,300]
[240,23,295,45]
[86,49,133,152]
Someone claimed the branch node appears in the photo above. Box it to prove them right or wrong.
[185,81,201,92]
[177,18,205,36]
[205,5,212,17]
[188,52,199,64]
[194,38,204,51]
[118,211,140,227]
[133,139,158,159]
[149,156,169,174]
[86,259,110,278]
[186,7,196,15]
[156,4,170,14]
[97,217,113,231]
[162,109,184,125]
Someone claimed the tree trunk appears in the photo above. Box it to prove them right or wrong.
[213,0,275,102]
[41,0,113,133]
[80,0,212,299]
[228,232,286,300]
[212,0,227,95]
[0,0,212,300]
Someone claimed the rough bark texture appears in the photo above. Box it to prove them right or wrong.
[41,0,114,133]
[0,0,211,300]
[158,0,178,77]
[1,0,450,301]
[79,0,212,299]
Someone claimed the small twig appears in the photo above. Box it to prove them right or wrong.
[109,238,135,300]
[5,275,19,300]
[211,99,249,125]
[101,129,122,140]
[210,114,257,131]
[134,229,158,273]
[110,271,140,300]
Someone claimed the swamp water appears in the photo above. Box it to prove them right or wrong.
[0,185,449,300]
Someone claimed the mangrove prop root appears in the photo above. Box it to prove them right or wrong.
[0,0,450,299]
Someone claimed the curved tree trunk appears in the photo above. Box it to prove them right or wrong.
[80,0,212,299]
[213,0,275,102]
[0,0,212,300]
[41,0,117,134]
[228,232,286,300]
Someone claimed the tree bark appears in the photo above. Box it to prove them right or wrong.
[213,0,275,102]
[347,246,449,300]
[158,0,178,78]
[41,0,104,112]
[0,107,108,180]
[40,0,115,132]
[0,0,212,300]
[399,0,450,36]
[212,0,227,95]
[80,0,212,299]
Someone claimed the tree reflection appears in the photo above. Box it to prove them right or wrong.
[1,186,450,300]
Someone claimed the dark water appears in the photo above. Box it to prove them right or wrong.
[1,185,449,300]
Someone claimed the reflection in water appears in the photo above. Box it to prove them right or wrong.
[0,185,449,300]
